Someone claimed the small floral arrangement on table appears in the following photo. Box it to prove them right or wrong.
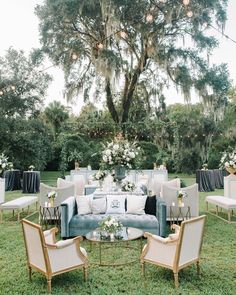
[47,191,57,206]
[121,180,136,192]
[0,153,10,174]
[93,170,107,181]
[177,190,187,206]
[28,165,35,171]
[100,134,140,171]
[220,150,236,174]
[99,216,123,236]
[201,163,208,170]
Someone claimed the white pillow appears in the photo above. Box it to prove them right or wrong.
[76,196,92,215]
[91,198,106,214]
[126,195,147,215]
[57,178,73,188]
[106,195,126,214]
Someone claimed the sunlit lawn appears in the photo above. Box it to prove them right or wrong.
[0,173,236,294]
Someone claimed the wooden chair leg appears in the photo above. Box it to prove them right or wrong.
[197,261,200,275]
[228,210,231,223]
[83,266,88,282]
[47,278,52,294]
[0,209,3,223]
[216,205,219,216]
[141,261,145,276]
[28,266,32,281]
[206,202,208,212]
[174,272,179,288]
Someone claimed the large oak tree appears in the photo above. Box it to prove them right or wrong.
[36,0,230,128]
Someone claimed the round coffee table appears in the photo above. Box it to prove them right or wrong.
[86,227,143,266]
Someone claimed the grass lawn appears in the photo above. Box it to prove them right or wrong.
[0,173,236,294]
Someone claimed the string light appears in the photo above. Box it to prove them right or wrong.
[119,31,127,39]
[97,43,104,49]
[146,13,154,23]
[0,85,16,95]
[183,0,190,6]
[0,90,3,96]
[186,10,193,18]
[71,52,79,60]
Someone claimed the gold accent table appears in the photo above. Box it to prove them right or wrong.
[86,227,143,266]
[39,204,61,230]
[169,204,191,226]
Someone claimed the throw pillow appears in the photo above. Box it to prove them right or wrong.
[76,196,92,215]
[145,195,156,216]
[126,195,147,214]
[106,195,126,214]
[91,198,106,214]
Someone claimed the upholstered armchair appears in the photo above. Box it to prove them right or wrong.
[150,178,181,198]
[141,215,206,288]
[21,219,88,294]
[161,183,199,219]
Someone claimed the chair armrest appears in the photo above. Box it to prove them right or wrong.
[61,196,76,238]
[43,227,58,244]
[144,232,178,244]
[156,197,167,237]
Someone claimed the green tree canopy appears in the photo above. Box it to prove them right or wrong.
[36,0,230,128]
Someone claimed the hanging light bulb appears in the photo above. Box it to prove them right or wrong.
[146,13,154,23]
[71,53,78,60]
[10,85,16,91]
[0,90,3,95]
[119,31,127,39]
[183,0,190,6]
[97,43,104,49]
[187,10,193,17]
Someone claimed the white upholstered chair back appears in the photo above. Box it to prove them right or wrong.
[150,178,180,198]
[21,220,47,273]
[72,175,86,196]
[0,178,5,204]
[39,183,75,207]
[176,216,205,268]
[161,183,199,218]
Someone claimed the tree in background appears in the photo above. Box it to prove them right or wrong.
[42,101,69,139]
[36,0,230,129]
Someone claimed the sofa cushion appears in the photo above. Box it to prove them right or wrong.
[76,196,92,215]
[126,195,147,214]
[70,213,159,231]
[106,195,126,214]
[91,198,106,214]
[145,195,156,216]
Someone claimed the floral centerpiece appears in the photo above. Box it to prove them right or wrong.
[100,136,140,171]
[47,191,57,206]
[220,150,236,174]
[0,153,10,175]
[28,165,35,171]
[201,163,208,170]
[99,216,123,238]
[121,180,136,192]
[177,190,187,206]
[93,170,107,181]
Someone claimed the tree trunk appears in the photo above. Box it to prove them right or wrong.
[105,78,119,124]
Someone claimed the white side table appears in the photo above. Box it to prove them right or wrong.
[224,175,236,199]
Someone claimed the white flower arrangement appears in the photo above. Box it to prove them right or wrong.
[47,191,57,200]
[101,137,140,171]
[99,216,123,234]
[28,165,35,171]
[177,190,187,200]
[93,170,107,181]
[0,153,10,174]
[220,150,236,170]
[121,180,136,192]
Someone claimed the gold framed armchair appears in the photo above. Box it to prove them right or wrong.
[21,219,88,294]
[141,215,206,288]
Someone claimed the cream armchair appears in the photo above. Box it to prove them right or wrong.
[141,215,206,288]
[21,219,88,294]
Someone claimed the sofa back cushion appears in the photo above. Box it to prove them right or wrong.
[76,196,92,215]
[106,195,126,214]
[126,195,147,215]
[145,195,156,216]
[91,198,106,214]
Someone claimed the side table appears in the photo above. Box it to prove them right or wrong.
[39,204,61,230]
[169,204,191,226]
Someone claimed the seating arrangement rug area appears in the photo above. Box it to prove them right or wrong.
[0,177,235,294]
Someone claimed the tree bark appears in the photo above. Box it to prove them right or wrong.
[105,78,119,124]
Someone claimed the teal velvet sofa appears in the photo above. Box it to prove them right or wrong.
[61,196,167,238]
